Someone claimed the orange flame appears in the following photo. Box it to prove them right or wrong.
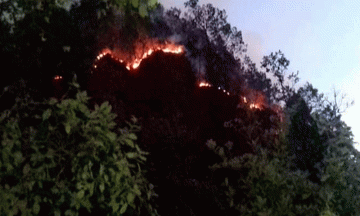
[199,82,212,87]
[54,75,63,80]
[198,81,232,95]
[241,89,267,111]
[94,40,184,71]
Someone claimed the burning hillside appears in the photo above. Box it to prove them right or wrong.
[48,38,285,216]
[93,40,184,71]
[51,38,283,132]
[51,38,283,146]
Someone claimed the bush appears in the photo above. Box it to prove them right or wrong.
[0,78,158,216]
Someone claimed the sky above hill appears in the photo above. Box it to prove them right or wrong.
[160,0,360,151]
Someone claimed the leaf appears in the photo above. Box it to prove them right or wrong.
[128,133,137,140]
[119,203,128,214]
[115,172,121,183]
[133,184,141,196]
[65,124,71,134]
[23,163,31,175]
[99,183,105,193]
[89,182,94,196]
[112,201,120,213]
[33,203,40,214]
[42,109,52,120]
[126,152,136,159]
[100,164,104,176]
[131,0,139,8]
[218,147,225,157]
[148,0,157,7]
[125,139,134,147]
[94,140,104,147]
[77,190,85,199]
[139,4,147,17]
[107,132,116,142]
[127,193,135,203]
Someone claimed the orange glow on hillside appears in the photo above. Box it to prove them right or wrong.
[93,40,184,71]
[92,40,271,112]
[241,89,267,111]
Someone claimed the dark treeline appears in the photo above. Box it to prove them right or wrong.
[0,0,359,215]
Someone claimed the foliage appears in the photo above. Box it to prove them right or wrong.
[284,93,325,184]
[208,136,337,216]
[259,50,299,105]
[0,77,158,216]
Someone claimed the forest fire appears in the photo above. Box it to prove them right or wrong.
[94,40,184,71]
[198,81,264,110]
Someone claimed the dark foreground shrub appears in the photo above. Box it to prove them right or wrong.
[0,79,158,216]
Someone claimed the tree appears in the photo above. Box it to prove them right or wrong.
[285,93,325,184]
[260,50,300,105]
[183,0,246,61]
[297,82,360,215]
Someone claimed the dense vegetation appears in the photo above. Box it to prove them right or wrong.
[1,0,360,215]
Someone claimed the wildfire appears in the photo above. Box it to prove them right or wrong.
[93,40,184,71]
[93,40,268,112]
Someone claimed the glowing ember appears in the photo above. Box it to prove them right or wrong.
[54,75,63,80]
[199,81,232,96]
[199,82,212,87]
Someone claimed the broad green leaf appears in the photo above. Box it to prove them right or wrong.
[126,152,136,159]
[133,184,141,196]
[42,109,52,120]
[139,155,147,161]
[65,124,71,134]
[100,183,105,193]
[131,0,139,8]
[125,139,134,147]
[119,203,128,214]
[127,193,135,203]
[77,190,85,199]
